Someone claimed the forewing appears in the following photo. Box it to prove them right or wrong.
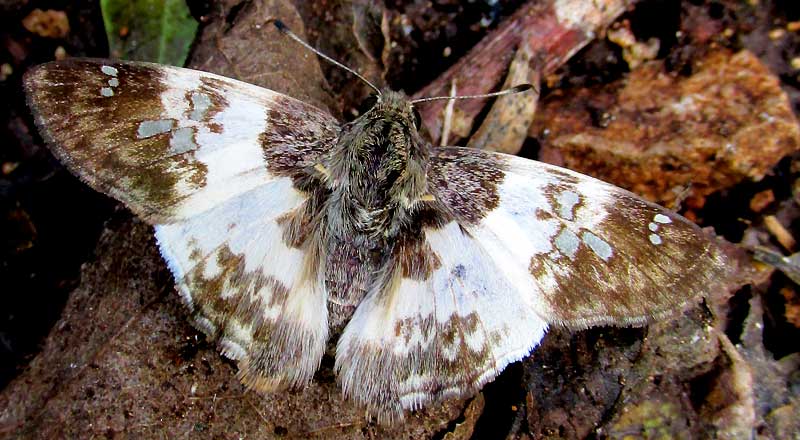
[428,147,730,329]
[335,221,548,423]
[24,58,338,390]
[23,58,338,223]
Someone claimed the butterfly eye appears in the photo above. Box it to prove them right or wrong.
[357,94,379,116]
[412,108,422,129]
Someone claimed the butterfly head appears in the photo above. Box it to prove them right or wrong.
[360,89,422,130]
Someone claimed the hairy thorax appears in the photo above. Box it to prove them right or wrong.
[321,90,431,334]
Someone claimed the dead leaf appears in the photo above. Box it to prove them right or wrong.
[22,9,69,39]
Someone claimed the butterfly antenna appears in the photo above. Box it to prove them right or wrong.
[410,84,534,105]
[272,19,382,96]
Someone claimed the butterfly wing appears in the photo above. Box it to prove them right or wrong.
[335,147,729,421]
[24,59,339,390]
[336,220,549,423]
[154,188,329,390]
[429,148,729,328]
[24,58,336,223]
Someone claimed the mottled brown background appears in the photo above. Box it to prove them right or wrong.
[1,0,799,438]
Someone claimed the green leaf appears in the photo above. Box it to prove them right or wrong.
[100,0,198,65]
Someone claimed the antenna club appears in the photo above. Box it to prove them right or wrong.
[273,19,288,32]
[513,84,533,92]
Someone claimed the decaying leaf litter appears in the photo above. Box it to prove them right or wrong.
[1,0,799,438]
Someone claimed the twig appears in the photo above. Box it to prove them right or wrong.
[414,0,633,145]
[764,215,796,251]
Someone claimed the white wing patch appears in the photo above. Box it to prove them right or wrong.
[336,221,548,423]
[468,165,613,311]
[137,68,288,220]
[155,177,329,390]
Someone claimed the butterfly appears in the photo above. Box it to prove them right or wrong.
[23,20,730,424]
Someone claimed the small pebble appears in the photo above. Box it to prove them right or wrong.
[769,28,785,40]
[54,46,67,60]
[0,63,12,81]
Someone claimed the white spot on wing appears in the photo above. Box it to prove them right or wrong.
[557,190,580,220]
[101,65,118,76]
[189,92,213,121]
[649,233,663,245]
[170,127,197,154]
[554,228,580,259]
[581,231,613,261]
[648,222,659,232]
[654,214,672,224]
[100,66,120,96]
[137,119,174,138]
